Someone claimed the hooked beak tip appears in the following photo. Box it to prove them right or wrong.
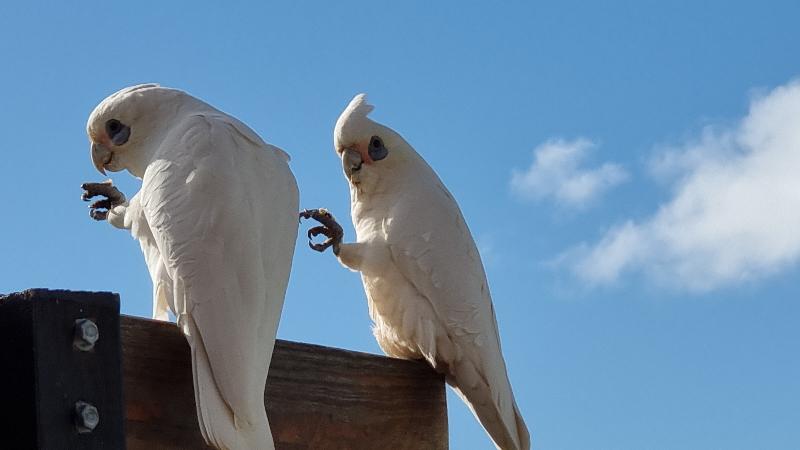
[91,143,111,175]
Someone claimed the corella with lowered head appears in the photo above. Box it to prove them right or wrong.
[82,84,298,450]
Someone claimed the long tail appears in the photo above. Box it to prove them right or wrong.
[185,317,273,450]
[448,359,530,450]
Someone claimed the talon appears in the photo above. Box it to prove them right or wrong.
[81,180,126,221]
[89,198,112,211]
[299,208,344,254]
[308,225,332,240]
[308,241,330,252]
[299,208,319,221]
[307,226,336,252]
[89,209,109,221]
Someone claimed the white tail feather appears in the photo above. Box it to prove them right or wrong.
[449,360,530,450]
[186,317,273,450]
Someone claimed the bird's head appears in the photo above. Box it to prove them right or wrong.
[86,83,184,178]
[333,94,417,192]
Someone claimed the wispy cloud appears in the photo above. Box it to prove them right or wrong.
[511,138,628,208]
[563,80,800,291]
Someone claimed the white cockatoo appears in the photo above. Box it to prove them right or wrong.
[301,94,530,450]
[81,84,298,450]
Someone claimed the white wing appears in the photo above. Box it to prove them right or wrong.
[386,175,530,450]
[108,193,172,321]
[140,113,298,449]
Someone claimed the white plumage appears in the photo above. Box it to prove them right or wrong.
[84,84,298,450]
[318,94,530,450]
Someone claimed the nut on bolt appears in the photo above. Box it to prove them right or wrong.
[74,401,100,433]
[74,318,99,351]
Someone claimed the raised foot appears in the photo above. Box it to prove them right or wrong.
[81,180,126,221]
[299,208,344,254]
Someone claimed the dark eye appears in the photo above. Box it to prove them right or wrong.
[107,119,121,133]
[105,119,130,146]
[368,135,388,161]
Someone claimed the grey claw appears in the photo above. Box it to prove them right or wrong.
[308,241,329,252]
[89,209,109,221]
[89,199,112,211]
[299,209,314,221]
[299,208,344,254]
[308,225,330,240]
[307,226,338,252]
[81,180,126,221]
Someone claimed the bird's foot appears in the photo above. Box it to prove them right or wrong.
[81,180,126,221]
[299,208,343,254]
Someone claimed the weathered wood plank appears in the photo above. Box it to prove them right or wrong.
[121,315,448,450]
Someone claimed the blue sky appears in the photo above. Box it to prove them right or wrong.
[2,2,799,449]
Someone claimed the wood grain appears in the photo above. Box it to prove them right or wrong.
[121,315,448,450]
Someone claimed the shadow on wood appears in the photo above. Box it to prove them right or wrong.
[122,317,449,450]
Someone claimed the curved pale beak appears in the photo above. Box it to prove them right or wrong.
[341,147,363,179]
[90,142,112,175]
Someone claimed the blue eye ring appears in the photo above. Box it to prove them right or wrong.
[105,119,130,146]
[369,135,388,161]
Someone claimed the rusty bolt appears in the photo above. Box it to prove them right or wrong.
[74,401,100,433]
[74,318,99,351]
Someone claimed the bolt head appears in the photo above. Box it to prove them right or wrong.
[74,319,99,351]
[74,401,99,433]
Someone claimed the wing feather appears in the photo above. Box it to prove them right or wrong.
[140,114,298,446]
[386,177,529,450]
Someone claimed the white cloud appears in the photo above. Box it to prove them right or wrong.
[565,80,800,291]
[511,138,628,207]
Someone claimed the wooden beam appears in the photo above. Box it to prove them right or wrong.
[0,289,125,449]
[122,316,449,450]
[0,289,448,449]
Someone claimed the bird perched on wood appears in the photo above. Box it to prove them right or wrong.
[81,84,298,450]
[301,94,530,450]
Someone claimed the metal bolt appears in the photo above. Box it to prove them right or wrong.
[74,401,100,433]
[74,318,99,351]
